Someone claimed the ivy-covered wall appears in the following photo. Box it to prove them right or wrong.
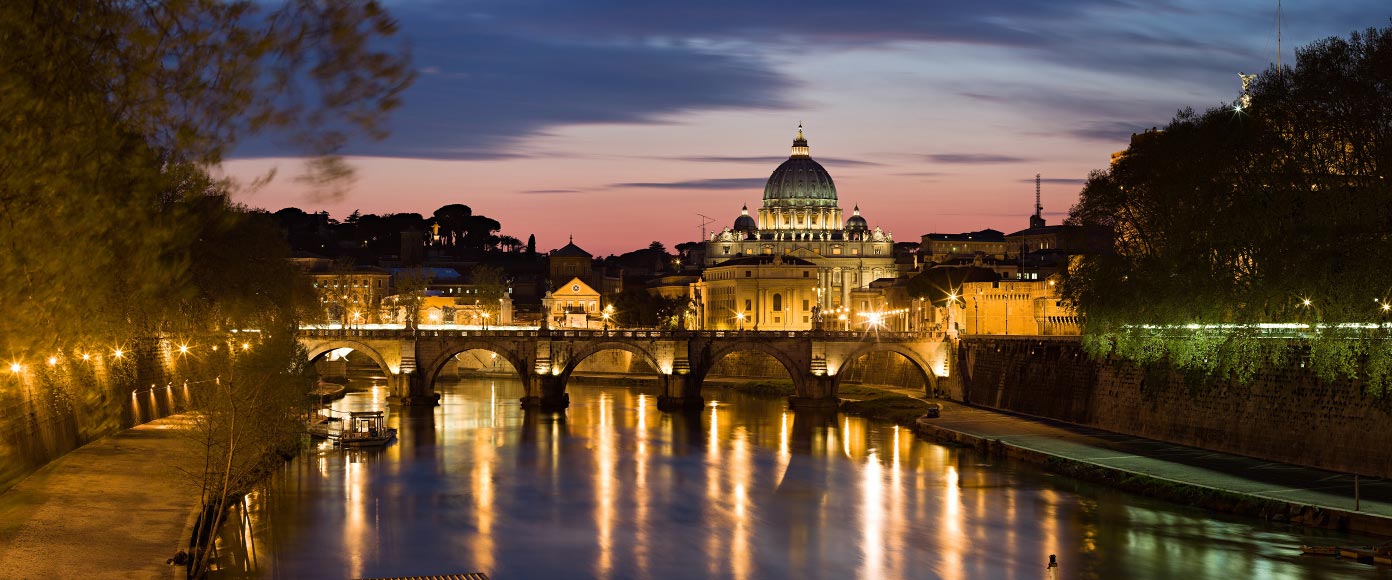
[959,336,1392,479]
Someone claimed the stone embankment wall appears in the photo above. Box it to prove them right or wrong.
[0,342,186,493]
[959,336,1392,479]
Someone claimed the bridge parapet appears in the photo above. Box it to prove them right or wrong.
[297,327,947,411]
[299,327,936,342]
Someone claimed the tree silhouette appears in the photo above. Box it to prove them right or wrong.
[1061,22,1392,387]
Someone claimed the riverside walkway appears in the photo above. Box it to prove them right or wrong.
[0,415,198,579]
[919,400,1392,535]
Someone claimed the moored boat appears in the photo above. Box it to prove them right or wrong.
[334,410,397,447]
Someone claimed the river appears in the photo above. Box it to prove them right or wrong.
[211,375,1387,579]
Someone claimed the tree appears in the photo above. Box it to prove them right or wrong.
[0,0,413,357]
[1060,22,1392,387]
[497,235,523,253]
[432,204,473,251]
[464,265,510,323]
[390,269,432,330]
[527,234,537,256]
[181,331,312,577]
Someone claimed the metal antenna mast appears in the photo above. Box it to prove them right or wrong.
[696,213,717,240]
[1035,174,1042,219]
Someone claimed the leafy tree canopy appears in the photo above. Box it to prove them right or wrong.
[0,1,413,355]
[1060,22,1392,388]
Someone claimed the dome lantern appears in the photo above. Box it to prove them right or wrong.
[791,123,809,157]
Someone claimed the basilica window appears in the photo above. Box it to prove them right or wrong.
[802,299,810,311]
[723,245,731,254]
[744,299,752,311]
[831,246,842,255]
[772,294,782,311]
[851,248,859,255]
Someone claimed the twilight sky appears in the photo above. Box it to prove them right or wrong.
[225,1,1390,256]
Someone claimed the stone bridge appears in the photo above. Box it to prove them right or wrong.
[299,328,951,410]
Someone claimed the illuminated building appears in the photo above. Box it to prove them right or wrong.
[703,125,896,311]
[692,255,819,330]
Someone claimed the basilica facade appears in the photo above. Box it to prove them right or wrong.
[701,126,895,322]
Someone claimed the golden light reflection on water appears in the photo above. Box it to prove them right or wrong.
[941,464,964,580]
[471,422,496,573]
[705,401,722,578]
[215,377,1384,580]
[860,449,885,580]
[595,392,614,578]
[634,394,650,578]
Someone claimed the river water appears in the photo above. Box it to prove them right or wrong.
[212,376,1386,579]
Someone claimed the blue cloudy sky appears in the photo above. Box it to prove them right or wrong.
[227,0,1390,254]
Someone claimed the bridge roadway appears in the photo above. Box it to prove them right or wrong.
[300,328,951,410]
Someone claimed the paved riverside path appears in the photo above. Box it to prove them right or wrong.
[919,400,1392,529]
[0,415,199,579]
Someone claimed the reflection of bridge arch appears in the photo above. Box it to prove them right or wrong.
[305,340,391,376]
[419,340,530,395]
[832,343,938,395]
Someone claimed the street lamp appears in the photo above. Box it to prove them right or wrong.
[481,311,490,330]
[602,304,614,332]
[735,311,746,332]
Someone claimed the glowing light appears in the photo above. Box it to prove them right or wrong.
[47,357,57,366]
[1301,298,1312,307]
[241,343,250,351]
[177,344,189,354]
[9,363,21,373]
[113,349,124,358]
[81,353,91,361]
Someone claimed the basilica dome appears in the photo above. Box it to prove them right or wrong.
[762,125,837,208]
[846,205,868,232]
[733,204,757,233]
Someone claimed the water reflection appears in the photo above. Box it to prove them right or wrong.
[212,377,1387,580]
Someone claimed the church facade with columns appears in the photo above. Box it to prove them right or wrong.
[702,126,896,319]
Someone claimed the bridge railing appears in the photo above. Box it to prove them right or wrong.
[300,327,943,342]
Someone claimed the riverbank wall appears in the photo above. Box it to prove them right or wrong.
[0,341,192,494]
[957,336,1392,480]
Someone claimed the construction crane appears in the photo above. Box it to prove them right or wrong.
[696,213,717,241]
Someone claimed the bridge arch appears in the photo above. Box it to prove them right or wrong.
[696,339,807,394]
[831,343,938,397]
[559,341,666,379]
[419,340,531,397]
[304,340,393,376]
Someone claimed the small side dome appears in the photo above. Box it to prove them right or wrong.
[733,204,757,233]
[845,204,868,231]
